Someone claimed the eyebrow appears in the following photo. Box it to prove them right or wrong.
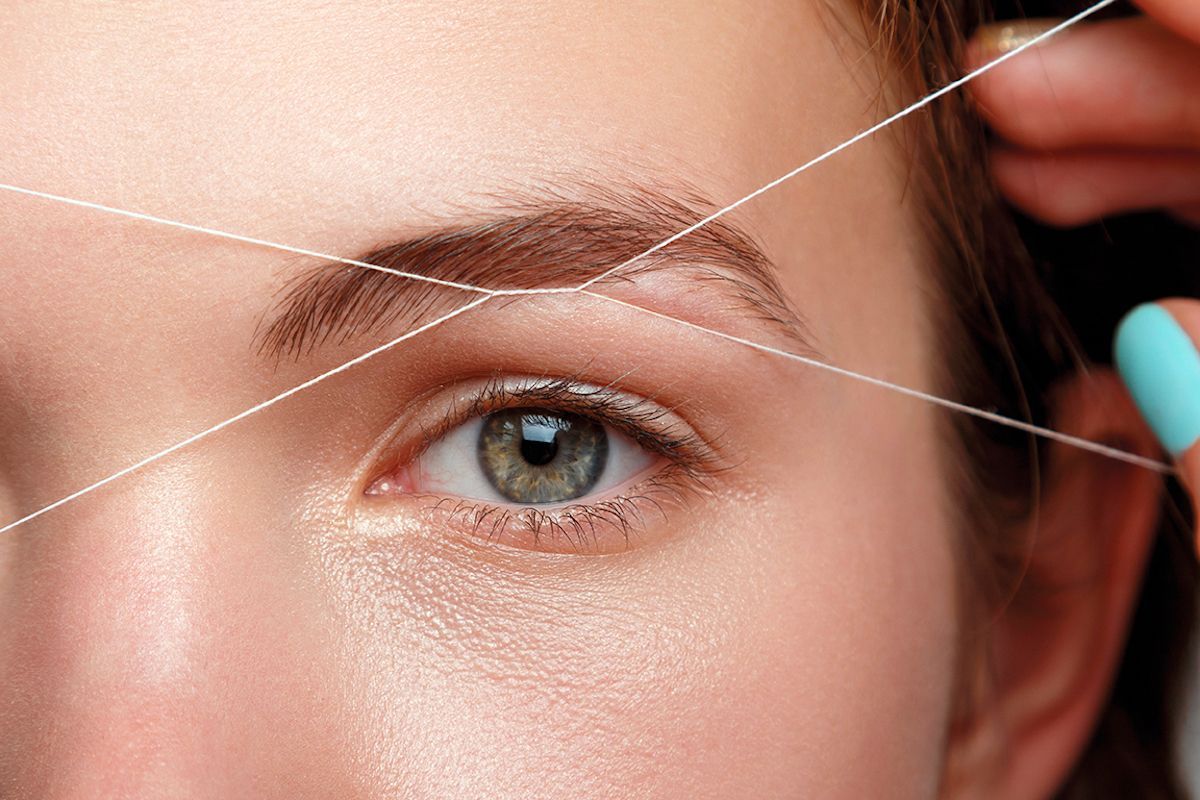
[255,184,810,361]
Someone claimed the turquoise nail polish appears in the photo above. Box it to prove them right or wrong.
[1115,303,1200,457]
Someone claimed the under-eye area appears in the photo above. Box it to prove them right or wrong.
[361,374,723,554]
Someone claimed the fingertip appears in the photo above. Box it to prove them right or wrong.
[969,18,1065,64]
[1114,303,1200,460]
[966,17,1200,152]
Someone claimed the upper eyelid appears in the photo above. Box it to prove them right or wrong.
[361,373,725,495]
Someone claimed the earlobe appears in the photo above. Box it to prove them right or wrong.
[942,369,1166,799]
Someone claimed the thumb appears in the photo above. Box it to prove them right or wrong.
[1115,300,1200,546]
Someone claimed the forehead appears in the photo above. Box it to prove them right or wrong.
[0,1,874,231]
[0,0,928,470]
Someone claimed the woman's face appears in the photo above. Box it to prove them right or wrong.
[0,2,961,796]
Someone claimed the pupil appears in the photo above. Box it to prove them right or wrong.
[519,417,561,466]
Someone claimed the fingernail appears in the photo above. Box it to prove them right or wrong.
[974,18,1065,58]
[1115,303,1200,458]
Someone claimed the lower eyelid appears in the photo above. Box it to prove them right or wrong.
[394,464,699,555]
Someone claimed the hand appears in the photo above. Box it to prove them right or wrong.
[968,2,1200,226]
[967,5,1200,552]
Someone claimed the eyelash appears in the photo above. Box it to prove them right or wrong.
[367,373,722,553]
[423,464,703,553]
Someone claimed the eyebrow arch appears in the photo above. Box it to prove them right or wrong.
[255,184,810,362]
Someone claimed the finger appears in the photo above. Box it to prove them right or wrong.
[968,17,1200,150]
[1132,0,1200,45]
[1115,301,1200,545]
[991,147,1200,226]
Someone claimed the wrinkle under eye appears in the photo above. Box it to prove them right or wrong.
[478,409,609,504]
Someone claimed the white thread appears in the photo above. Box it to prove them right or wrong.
[0,182,580,300]
[1,280,1166,537]
[0,182,506,296]
[0,296,491,535]
[0,0,1116,305]
[1,0,1167,536]
[580,291,1174,474]
[574,0,1118,292]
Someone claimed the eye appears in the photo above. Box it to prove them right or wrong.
[407,407,656,505]
[360,375,721,554]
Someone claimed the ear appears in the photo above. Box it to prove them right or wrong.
[942,368,1166,799]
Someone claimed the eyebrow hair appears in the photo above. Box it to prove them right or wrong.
[255,183,810,361]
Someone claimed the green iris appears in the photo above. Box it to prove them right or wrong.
[477,408,609,504]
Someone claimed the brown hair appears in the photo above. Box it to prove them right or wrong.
[834,0,1200,794]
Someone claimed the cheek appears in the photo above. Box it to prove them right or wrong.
[319,388,958,799]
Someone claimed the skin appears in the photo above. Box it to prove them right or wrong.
[0,1,1183,798]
